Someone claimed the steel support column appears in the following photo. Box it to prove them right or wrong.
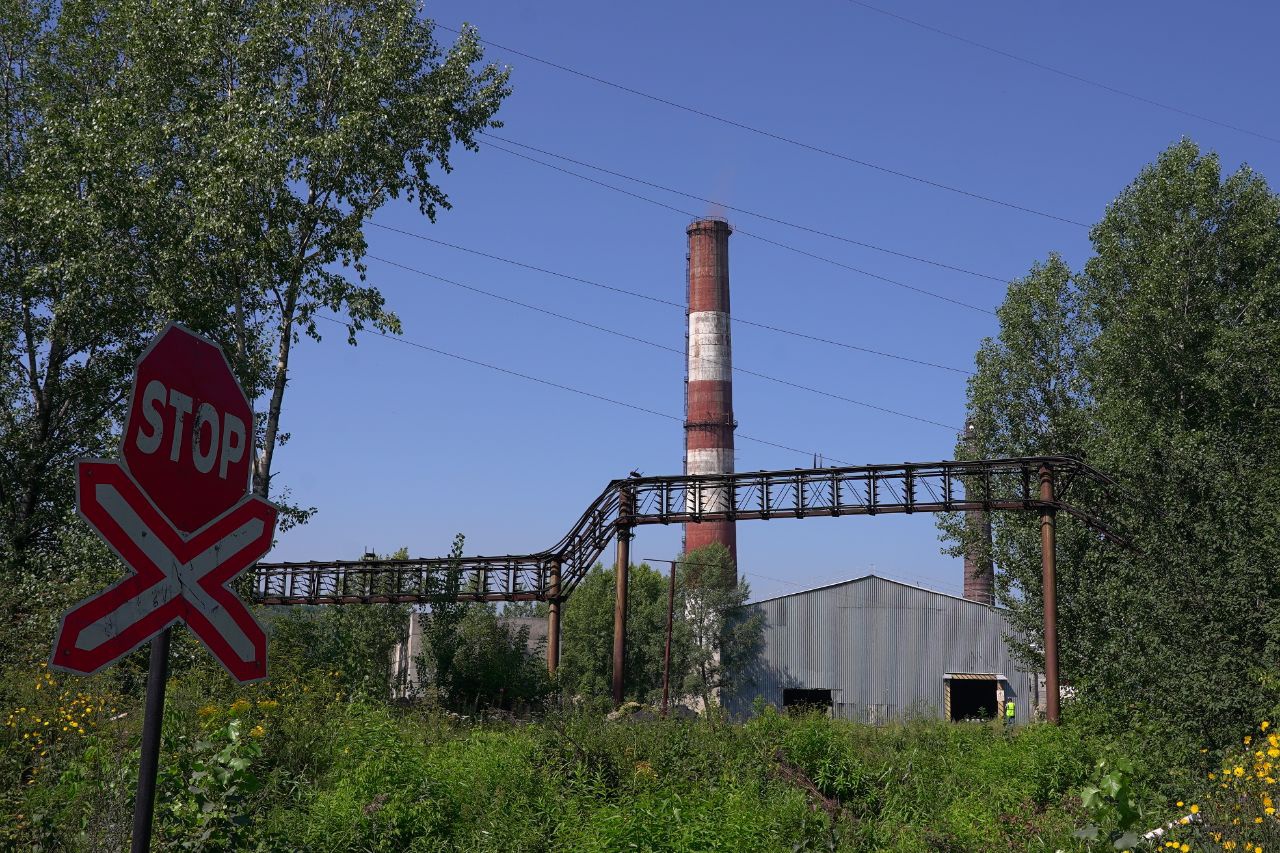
[1040,464,1060,724]
[546,560,561,675]
[612,525,631,706]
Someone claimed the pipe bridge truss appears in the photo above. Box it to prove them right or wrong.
[252,455,1124,607]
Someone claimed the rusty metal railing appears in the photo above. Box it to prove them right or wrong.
[252,455,1125,606]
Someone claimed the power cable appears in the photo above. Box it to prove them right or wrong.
[368,221,974,376]
[312,314,853,464]
[480,140,996,315]
[842,0,1280,147]
[366,253,962,431]
[435,24,1088,227]
[481,132,1009,284]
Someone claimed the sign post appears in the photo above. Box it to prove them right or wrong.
[50,324,277,852]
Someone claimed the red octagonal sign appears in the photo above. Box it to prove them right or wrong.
[124,325,253,534]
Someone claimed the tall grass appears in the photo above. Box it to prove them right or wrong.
[2,667,1119,851]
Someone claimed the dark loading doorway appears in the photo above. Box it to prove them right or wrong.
[783,688,833,714]
[949,679,997,721]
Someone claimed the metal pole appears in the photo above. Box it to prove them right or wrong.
[612,524,631,706]
[1039,464,1060,724]
[131,626,171,853]
[546,561,561,675]
[661,558,677,717]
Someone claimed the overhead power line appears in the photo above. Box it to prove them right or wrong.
[843,0,1280,147]
[480,132,1010,284]
[312,314,853,464]
[365,253,962,431]
[367,221,975,375]
[434,23,1088,227]
[480,140,996,315]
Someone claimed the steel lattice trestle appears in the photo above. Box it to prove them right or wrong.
[252,455,1124,607]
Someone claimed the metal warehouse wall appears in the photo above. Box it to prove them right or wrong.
[725,576,1040,723]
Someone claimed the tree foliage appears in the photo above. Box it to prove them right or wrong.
[675,543,763,706]
[438,604,550,710]
[266,548,411,699]
[557,546,763,708]
[558,561,672,704]
[943,140,1280,764]
[0,0,509,652]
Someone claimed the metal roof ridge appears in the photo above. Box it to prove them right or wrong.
[746,573,1002,609]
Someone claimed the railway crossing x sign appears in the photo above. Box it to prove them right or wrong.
[51,324,277,682]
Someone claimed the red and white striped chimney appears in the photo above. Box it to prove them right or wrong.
[684,218,737,567]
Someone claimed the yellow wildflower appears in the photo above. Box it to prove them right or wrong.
[249,725,265,738]
[1190,804,1199,814]
[229,698,250,714]
[197,705,218,718]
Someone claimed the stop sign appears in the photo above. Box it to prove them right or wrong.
[122,324,253,534]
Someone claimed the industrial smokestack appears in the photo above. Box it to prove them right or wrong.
[684,218,737,570]
[960,421,994,605]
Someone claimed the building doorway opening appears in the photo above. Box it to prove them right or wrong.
[949,678,997,721]
[783,688,833,714]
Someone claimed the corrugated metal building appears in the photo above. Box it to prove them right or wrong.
[725,575,1042,723]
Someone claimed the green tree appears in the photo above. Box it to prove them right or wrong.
[412,533,470,703]
[266,548,411,699]
[557,562,672,704]
[675,544,763,707]
[443,604,549,710]
[0,0,509,652]
[943,140,1280,767]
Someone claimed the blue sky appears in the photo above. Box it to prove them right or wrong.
[268,0,1279,602]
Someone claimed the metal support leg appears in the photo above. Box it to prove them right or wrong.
[612,524,631,706]
[1040,464,1060,724]
[546,561,561,675]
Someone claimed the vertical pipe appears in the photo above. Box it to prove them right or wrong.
[546,560,561,675]
[130,627,171,853]
[661,558,677,717]
[1039,464,1060,724]
[612,524,631,706]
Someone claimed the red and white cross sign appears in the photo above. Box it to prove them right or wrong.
[51,324,277,682]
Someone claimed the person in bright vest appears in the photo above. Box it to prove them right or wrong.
[1004,699,1016,725]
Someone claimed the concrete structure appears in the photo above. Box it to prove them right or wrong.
[683,217,737,566]
[724,575,1042,723]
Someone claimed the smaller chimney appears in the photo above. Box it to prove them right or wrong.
[960,421,994,605]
